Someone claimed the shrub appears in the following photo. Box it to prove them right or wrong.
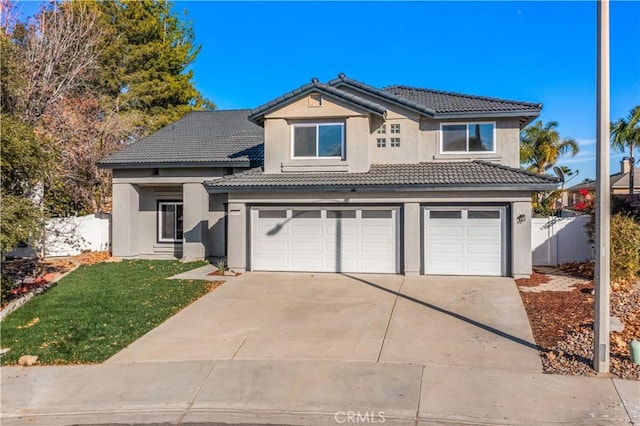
[610,213,640,284]
[1,273,17,307]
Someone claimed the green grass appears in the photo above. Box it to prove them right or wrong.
[0,260,211,365]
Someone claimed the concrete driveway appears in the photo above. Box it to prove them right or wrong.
[107,272,542,372]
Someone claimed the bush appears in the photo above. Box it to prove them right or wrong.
[1,273,17,307]
[610,213,640,284]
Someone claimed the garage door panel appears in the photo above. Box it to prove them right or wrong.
[256,224,286,236]
[255,241,289,251]
[291,241,324,251]
[291,257,325,269]
[429,242,463,254]
[466,244,501,255]
[466,227,500,237]
[467,261,502,275]
[325,225,359,236]
[291,225,323,236]
[425,207,504,276]
[361,225,394,237]
[426,260,464,274]
[361,242,395,253]
[337,242,359,252]
[255,257,290,269]
[428,226,463,237]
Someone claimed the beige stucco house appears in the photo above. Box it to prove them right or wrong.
[99,75,557,278]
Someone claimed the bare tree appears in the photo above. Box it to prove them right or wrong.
[19,2,103,124]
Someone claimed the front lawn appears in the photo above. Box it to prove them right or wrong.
[1,260,215,365]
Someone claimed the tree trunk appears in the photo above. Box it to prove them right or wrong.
[630,141,635,195]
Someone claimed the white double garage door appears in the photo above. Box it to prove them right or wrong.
[251,206,506,276]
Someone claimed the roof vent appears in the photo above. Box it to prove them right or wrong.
[338,73,346,80]
[311,77,319,84]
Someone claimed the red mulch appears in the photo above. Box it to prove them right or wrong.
[518,280,595,350]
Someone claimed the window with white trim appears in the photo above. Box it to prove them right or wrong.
[158,201,183,242]
[376,124,386,134]
[293,123,344,158]
[441,123,495,153]
[390,137,400,147]
[390,123,400,134]
[377,138,386,148]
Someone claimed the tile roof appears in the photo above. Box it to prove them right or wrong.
[327,74,541,121]
[98,110,263,168]
[248,79,387,123]
[382,85,542,114]
[205,161,558,192]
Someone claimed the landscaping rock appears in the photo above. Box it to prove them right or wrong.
[18,355,38,366]
[0,348,10,356]
[610,316,625,333]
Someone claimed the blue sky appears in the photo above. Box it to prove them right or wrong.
[17,1,640,182]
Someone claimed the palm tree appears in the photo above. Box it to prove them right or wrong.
[520,121,580,174]
[610,105,640,194]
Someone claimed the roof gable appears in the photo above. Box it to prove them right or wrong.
[248,79,387,124]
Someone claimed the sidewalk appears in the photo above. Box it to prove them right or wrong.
[2,359,638,425]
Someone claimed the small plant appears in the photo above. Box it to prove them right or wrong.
[1,273,18,307]
[610,213,640,285]
[215,260,227,274]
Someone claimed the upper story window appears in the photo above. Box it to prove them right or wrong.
[376,124,386,134]
[293,123,344,158]
[376,138,386,148]
[390,124,400,134]
[441,123,495,153]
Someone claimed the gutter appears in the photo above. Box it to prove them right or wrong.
[204,183,559,194]
[97,160,251,169]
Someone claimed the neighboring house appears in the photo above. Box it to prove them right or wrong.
[566,160,640,207]
[99,74,557,278]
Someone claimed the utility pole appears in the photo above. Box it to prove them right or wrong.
[594,0,610,373]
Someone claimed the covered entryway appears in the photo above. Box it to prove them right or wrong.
[251,207,398,273]
[424,207,506,276]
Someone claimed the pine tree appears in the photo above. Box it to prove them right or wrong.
[98,0,214,134]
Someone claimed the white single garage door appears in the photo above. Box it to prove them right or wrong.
[252,207,398,273]
[424,207,505,276]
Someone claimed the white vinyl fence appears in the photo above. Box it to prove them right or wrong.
[532,216,593,266]
[45,213,111,257]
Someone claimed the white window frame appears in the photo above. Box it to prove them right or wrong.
[390,123,400,134]
[291,122,344,159]
[390,137,400,147]
[377,138,386,148]
[158,201,183,243]
[439,122,496,154]
[376,124,386,134]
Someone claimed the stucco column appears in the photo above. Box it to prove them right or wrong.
[403,203,421,275]
[111,183,139,257]
[226,202,247,272]
[181,183,209,261]
[511,201,532,279]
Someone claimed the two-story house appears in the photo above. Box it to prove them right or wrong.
[99,75,557,278]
